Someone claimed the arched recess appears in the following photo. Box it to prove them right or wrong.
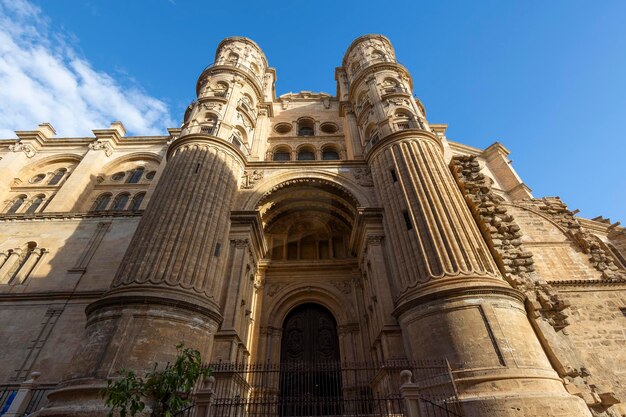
[258,284,360,365]
[268,287,354,333]
[16,154,83,179]
[241,171,373,211]
[99,152,163,175]
[83,152,162,212]
[504,203,603,280]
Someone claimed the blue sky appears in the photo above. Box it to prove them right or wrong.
[0,0,624,222]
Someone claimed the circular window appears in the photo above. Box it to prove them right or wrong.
[274,123,292,134]
[30,174,46,184]
[111,172,125,181]
[146,171,156,180]
[320,123,339,134]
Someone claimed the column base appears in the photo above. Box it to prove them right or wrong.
[34,294,221,417]
[458,392,591,417]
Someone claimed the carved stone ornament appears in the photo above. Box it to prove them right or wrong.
[266,283,283,297]
[88,140,113,157]
[241,170,264,189]
[332,280,352,294]
[353,167,373,187]
[9,143,36,158]
[366,235,384,246]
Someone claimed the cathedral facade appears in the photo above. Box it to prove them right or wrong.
[0,35,625,417]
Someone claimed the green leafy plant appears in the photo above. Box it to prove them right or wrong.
[103,344,211,417]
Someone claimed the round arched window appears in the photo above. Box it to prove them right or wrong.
[320,123,338,134]
[297,149,316,161]
[273,149,291,162]
[111,172,125,181]
[297,119,315,136]
[322,149,340,160]
[30,174,46,184]
[274,123,292,134]
[48,168,67,185]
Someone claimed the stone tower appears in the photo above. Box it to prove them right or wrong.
[37,37,271,416]
[338,35,591,416]
[3,35,622,417]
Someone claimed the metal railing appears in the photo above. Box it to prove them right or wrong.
[201,62,264,86]
[0,385,53,416]
[184,360,463,417]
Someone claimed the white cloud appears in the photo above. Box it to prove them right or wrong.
[0,0,175,138]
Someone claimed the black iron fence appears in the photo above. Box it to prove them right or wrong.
[0,385,53,416]
[177,360,463,417]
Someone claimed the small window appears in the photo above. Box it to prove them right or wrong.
[351,61,360,75]
[111,172,125,181]
[297,119,315,136]
[214,82,228,97]
[145,171,156,180]
[112,193,130,211]
[297,149,316,161]
[26,195,45,214]
[320,123,338,134]
[7,195,26,214]
[390,169,398,182]
[403,211,413,230]
[371,50,384,61]
[30,174,45,184]
[226,52,239,64]
[273,149,291,161]
[127,167,144,184]
[231,135,242,149]
[91,193,112,212]
[129,193,145,211]
[48,168,67,185]
[322,149,340,160]
[274,123,292,134]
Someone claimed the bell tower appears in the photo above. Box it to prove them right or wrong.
[339,35,591,417]
[38,37,271,417]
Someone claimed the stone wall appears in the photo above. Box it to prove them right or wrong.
[451,154,626,416]
[0,215,139,383]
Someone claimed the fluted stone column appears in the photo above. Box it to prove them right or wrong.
[368,130,590,417]
[340,34,591,416]
[38,136,244,417]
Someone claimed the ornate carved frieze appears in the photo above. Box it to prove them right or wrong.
[8,142,36,158]
[240,170,264,189]
[88,140,113,157]
[353,167,373,187]
[331,280,352,294]
[266,283,283,297]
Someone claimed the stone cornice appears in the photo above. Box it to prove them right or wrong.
[393,281,525,318]
[86,292,224,324]
[166,133,247,165]
[365,129,444,162]
[196,65,264,99]
[547,279,626,288]
[1,136,169,150]
[348,62,413,101]
[230,210,268,261]
[0,290,105,301]
[0,210,143,222]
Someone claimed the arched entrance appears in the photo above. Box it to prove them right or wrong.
[280,303,341,416]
